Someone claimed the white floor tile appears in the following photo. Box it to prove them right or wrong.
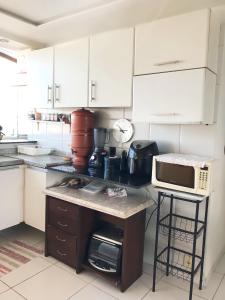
[0,282,9,294]
[34,241,58,264]
[0,289,25,300]
[143,264,165,283]
[162,272,223,299]
[93,277,149,300]
[213,276,225,300]
[143,280,205,300]
[69,284,117,300]
[1,257,51,287]
[215,254,225,275]
[56,261,96,283]
[140,273,153,290]
[14,265,87,300]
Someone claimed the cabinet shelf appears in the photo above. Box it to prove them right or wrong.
[159,213,205,243]
[156,246,202,281]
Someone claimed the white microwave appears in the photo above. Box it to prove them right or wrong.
[152,154,213,196]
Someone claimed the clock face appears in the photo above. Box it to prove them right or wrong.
[113,119,134,143]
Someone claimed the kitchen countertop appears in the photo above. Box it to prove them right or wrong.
[4,154,70,169]
[0,156,24,167]
[44,185,154,218]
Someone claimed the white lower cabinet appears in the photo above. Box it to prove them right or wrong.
[0,166,23,230]
[24,167,47,232]
[133,68,216,124]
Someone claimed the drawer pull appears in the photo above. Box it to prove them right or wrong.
[57,206,68,212]
[57,221,68,228]
[56,235,66,242]
[151,113,180,117]
[154,60,182,66]
[56,249,67,257]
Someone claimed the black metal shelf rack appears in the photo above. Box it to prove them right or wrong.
[152,190,209,300]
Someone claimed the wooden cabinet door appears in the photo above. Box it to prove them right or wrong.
[135,9,219,75]
[89,28,133,107]
[27,47,54,108]
[0,167,23,230]
[133,69,216,124]
[24,167,47,232]
[54,38,89,108]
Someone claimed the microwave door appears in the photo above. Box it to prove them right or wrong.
[156,162,195,188]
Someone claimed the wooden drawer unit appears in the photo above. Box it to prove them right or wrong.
[46,224,77,267]
[48,197,79,235]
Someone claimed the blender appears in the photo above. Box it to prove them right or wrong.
[88,128,108,169]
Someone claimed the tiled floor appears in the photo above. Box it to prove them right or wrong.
[0,224,225,299]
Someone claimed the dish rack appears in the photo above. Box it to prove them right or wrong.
[152,190,209,300]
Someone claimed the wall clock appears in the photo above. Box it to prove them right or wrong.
[113,119,134,143]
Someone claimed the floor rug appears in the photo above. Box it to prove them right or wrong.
[0,240,44,277]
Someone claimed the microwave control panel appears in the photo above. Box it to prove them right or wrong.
[198,169,209,191]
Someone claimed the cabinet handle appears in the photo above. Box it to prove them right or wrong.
[57,206,68,212]
[154,60,182,66]
[56,235,66,242]
[47,85,52,103]
[55,84,60,102]
[89,80,96,102]
[57,221,68,228]
[56,249,67,256]
[151,113,180,117]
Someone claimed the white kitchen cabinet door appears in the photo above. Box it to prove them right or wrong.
[27,47,54,108]
[133,68,216,124]
[89,28,134,107]
[135,9,219,75]
[0,166,23,230]
[24,167,47,232]
[54,38,89,108]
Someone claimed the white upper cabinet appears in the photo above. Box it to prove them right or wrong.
[89,28,134,107]
[54,38,89,108]
[27,47,54,108]
[133,69,216,124]
[134,9,219,75]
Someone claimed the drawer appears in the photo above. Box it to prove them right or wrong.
[49,214,78,235]
[48,197,79,235]
[48,197,79,221]
[46,225,77,267]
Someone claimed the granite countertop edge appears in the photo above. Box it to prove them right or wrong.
[44,188,153,219]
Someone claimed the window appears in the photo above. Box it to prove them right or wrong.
[0,51,31,138]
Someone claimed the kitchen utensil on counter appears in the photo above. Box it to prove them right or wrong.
[120,150,127,173]
[17,145,53,156]
[104,156,120,179]
[71,108,94,169]
[81,180,106,194]
[127,140,159,180]
[88,128,108,169]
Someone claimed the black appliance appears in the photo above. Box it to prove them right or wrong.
[89,128,108,169]
[87,228,122,274]
[127,140,159,179]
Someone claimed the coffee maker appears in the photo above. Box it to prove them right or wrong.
[127,140,159,180]
[88,128,108,169]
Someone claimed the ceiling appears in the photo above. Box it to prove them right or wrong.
[0,0,225,50]
[0,0,117,25]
